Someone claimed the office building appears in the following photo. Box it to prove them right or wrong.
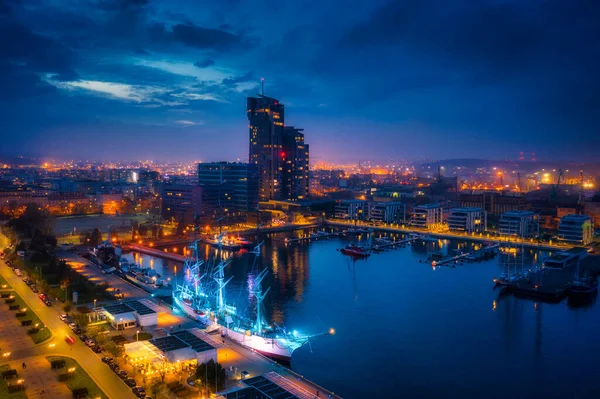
[558,214,593,245]
[248,93,309,202]
[248,94,285,201]
[282,126,309,201]
[197,162,258,219]
[370,202,406,224]
[411,204,443,230]
[160,183,202,225]
[447,207,486,233]
[459,191,527,216]
[334,200,368,220]
[498,210,539,238]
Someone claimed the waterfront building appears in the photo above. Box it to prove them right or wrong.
[124,330,216,365]
[370,201,406,224]
[447,207,486,233]
[282,126,310,201]
[334,200,368,220]
[160,183,202,225]
[101,301,157,330]
[411,203,443,230]
[248,93,309,202]
[557,214,594,245]
[498,210,539,238]
[197,162,258,218]
[459,191,527,216]
[248,94,285,201]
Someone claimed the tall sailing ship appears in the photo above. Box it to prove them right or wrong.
[173,241,325,361]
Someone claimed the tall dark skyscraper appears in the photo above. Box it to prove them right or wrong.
[247,93,309,201]
[282,126,309,200]
[247,94,285,201]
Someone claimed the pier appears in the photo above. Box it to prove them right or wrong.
[325,219,570,251]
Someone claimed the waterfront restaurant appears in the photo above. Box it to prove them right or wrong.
[123,330,217,372]
[101,301,158,330]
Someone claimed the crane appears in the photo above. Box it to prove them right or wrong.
[550,168,563,201]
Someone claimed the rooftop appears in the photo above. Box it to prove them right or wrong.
[170,330,215,353]
[561,214,592,221]
[103,303,134,315]
[450,207,482,213]
[124,300,156,316]
[149,335,189,352]
[502,210,535,217]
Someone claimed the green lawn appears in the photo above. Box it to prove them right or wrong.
[4,291,52,344]
[45,356,107,399]
[0,364,27,399]
[0,274,11,290]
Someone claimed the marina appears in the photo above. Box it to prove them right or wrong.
[116,230,600,399]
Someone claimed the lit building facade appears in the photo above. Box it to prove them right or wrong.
[197,162,258,219]
[248,95,285,201]
[447,207,486,233]
[558,214,593,245]
[160,183,202,225]
[334,200,368,220]
[282,126,309,201]
[248,94,309,202]
[370,202,406,224]
[498,210,539,238]
[411,204,443,230]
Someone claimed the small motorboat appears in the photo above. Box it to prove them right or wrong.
[341,245,370,258]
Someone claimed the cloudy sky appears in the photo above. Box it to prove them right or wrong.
[1,0,599,162]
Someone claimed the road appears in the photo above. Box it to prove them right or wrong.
[58,250,150,300]
[326,219,569,251]
[0,233,137,399]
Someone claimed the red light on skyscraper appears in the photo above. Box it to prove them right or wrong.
[280,151,285,158]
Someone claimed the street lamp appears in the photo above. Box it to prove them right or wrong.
[93,299,97,308]
[136,330,139,342]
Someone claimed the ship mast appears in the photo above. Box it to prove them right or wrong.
[252,268,270,334]
[213,257,232,313]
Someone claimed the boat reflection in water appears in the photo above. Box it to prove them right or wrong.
[173,240,331,361]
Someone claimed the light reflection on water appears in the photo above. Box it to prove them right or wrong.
[122,231,600,399]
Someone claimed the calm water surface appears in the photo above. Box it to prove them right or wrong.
[123,231,600,399]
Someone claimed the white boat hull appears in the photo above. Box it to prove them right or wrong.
[219,325,295,361]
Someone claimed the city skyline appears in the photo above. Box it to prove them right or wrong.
[2,0,600,163]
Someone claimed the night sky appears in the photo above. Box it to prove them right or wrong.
[1,0,599,162]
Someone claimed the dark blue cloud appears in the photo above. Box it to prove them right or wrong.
[1,0,599,162]
[194,58,215,68]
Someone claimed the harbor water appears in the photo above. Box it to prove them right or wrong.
[122,231,600,399]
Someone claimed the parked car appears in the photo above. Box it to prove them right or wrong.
[118,370,128,380]
[44,300,52,307]
[31,286,38,293]
[38,293,47,301]
[59,314,69,322]
[101,356,114,364]
[14,269,22,276]
[92,345,102,353]
[109,363,119,372]
[85,339,96,348]
[132,387,146,398]
[124,378,136,388]
[79,334,89,342]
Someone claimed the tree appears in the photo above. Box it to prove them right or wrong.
[104,342,124,359]
[194,359,227,395]
[73,313,89,329]
[90,228,102,247]
[176,219,185,237]
[150,381,164,398]
[63,301,73,315]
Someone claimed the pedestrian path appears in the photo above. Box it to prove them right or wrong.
[4,355,71,399]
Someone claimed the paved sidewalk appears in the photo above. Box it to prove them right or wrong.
[3,355,71,399]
